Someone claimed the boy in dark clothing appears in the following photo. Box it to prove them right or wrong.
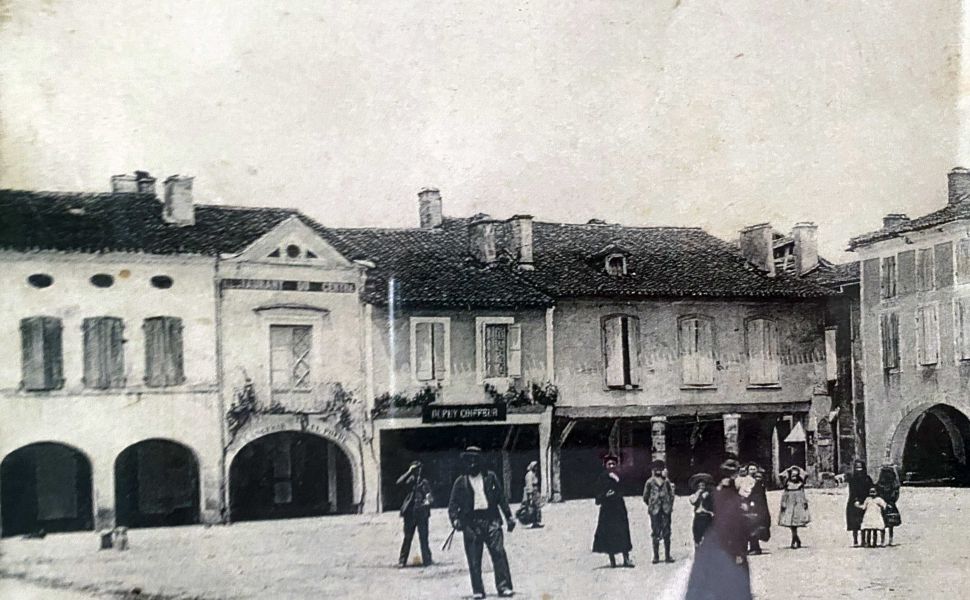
[642,460,676,563]
[397,460,433,568]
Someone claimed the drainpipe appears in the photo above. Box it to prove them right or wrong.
[214,254,229,523]
[545,307,555,382]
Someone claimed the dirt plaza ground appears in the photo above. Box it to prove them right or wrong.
[1,487,967,600]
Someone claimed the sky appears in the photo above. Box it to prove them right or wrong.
[0,0,963,260]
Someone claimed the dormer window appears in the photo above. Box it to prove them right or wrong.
[606,254,627,276]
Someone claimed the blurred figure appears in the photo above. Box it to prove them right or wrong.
[855,487,887,548]
[876,465,902,546]
[397,460,434,567]
[846,460,873,546]
[688,474,715,547]
[592,454,634,568]
[643,460,676,563]
[777,466,810,549]
[517,460,544,529]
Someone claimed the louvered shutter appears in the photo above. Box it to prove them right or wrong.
[916,306,939,365]
[627,316,641,387]
[507,324,522,377]
[43,317,64,389]
[880,313,899,370]
[958,299,970,360]
[697,318,715,384]
[680,318,697,384]
[764,320,779,383]
[748,319,767,384]
[145,317,185,387]
[958,240,970,284]
[604,316,624,387]
[166,318,185,385]
[414,321,433,381]
[21,317,45,390]
[432,322,448,379]
[84,317,125,389]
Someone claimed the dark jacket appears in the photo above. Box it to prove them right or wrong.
[398,472,433,517]
[448,471,512,526]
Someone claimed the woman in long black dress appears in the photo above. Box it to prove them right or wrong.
[876,464,902,546]
[846,459,873,546]
[592,455,634,568]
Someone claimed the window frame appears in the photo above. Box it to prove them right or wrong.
[409,316,451,384]
[744,316,781,387]
[269,323,315,392]
[677,314,716,388]
[601,313,641,390]
[474,316,522,384]
[604,253,628,277]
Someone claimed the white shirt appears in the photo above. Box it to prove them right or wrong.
[469,474,488,510]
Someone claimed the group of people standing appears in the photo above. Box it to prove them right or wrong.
[845,460,903,548]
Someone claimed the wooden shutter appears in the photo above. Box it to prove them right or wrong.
[917,249,934,291]
[747,319,767,384]
[958,239,970,284]
[880,313,899,370]
[626,316,641,387]
[604,316,625,387]
[43,317,64,390]
[916,305,939,365]
[21,317,64,391]
[680,318,698,384]
[432,322,448,379]
[697,318,715,384]
[145,317,185,387]
[166,318,185,385]
[270,325,291,390]
[507,323,522,377]
[84,317,125,389]
[414,321,433,381]
[765,320,779,383]
[881,256,897,299]
[958,299,970,360]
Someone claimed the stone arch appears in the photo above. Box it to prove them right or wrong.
[1,441,94,537]
[114,438,201,528]
[887,401,970,484]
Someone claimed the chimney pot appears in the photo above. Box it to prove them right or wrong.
[111,171,155,194]
[949,167,970,205]
[163,175,195,227]
[882,213,910,229]
[739,223,775,277]
[418,187,442,229]
[507,215,534,269]
[792,221,819,276]
[468,218,499,265]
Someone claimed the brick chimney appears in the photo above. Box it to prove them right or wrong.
[163,175,195,226]
[418,187,442,229]
[468,217,499,265]
[739,223,775,277]
[506,215,534,270]
[882,213,910,229]
[111,170,155,194]
[949,167,970,205]
[792,222,819,276]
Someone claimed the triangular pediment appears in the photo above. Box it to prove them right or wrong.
[233,216,354,268]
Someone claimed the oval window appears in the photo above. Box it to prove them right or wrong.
[27,273,54,288]
[90,273,115,288]
[286,244,302,258]
[150,275,174,289]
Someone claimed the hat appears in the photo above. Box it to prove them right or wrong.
[602,453,620,465]
[650,459,666,471]
[410,460,423,469]
[688,472,715,492]
[720,458,741,477]
[461,446,482,459]
[527,460,538,470]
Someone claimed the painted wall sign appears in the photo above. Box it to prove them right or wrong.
[222,278,355,293]
[422,403,507,424]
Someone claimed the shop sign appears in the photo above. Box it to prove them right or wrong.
[422,404,507,424]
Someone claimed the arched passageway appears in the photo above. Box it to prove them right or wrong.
[1,443,93,537]
[898,404,970,486]
[115,439,200,528]
[229,431,354,522]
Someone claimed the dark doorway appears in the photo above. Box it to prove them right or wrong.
[115,440,200,528]
[380,425,539,512]
[666,417,726,494]
[902,405,970,486]
[229,432,354,522]
[1,443,93,537]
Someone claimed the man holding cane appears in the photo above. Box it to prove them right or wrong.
[448,446,516,599]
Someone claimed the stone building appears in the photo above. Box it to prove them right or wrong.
[849,167,970,484]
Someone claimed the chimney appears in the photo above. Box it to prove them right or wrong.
[882,213,910,229]
[949,167,970,205]
[739,223,775,277]
[163,175,195,226]
[111,170,155,194]
[792,222,819,276]
[418,187,442,229]
[468,217,499,265]
[507,215,534,270]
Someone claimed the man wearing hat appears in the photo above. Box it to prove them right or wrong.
[448,446,515,599]
[396,460,434,568]
[642,459,676,563]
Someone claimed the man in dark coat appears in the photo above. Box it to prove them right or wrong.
[642,460,676,563]
[397,460,433,568]
[448,447,515,599]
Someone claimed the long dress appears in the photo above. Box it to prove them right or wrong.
[778,478,811,527]
[749,481,771,542]
[685,482,753,600]
[592,471,632,554]
[518,471,542,525]
[876,481,902,527]
[846,472,873,531]
[859,497,887,530]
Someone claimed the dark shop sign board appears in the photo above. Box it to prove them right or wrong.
[422,404,507,424]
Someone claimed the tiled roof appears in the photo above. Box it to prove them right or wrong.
[0,190,301,255]
[803,260,860,287]
[848,201,970,249]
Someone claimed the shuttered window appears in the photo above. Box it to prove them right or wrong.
[602,315,641,389]
[915,305,940,366]
[881,256,897,299]
[679,316,715,386]
[956,298,970,361]
[478,319,522,380]
[746,318,780,385]
[412,319,449,382]
[916,248,935,292]
[83,317,126,389]
[270,325,312,391]
[880,312,900,371]
[20,316,64,391]
[957,239,970,285]
[144,317,185,387]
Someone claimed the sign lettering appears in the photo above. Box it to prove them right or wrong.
[422,404,507,424]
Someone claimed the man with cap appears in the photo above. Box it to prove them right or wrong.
[642,459,676,563]
[397,460,434,568]
[448,446,516,599]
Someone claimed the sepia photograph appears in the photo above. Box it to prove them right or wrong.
[0,1,967,598]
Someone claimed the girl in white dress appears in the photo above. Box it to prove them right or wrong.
[855,487,887,547]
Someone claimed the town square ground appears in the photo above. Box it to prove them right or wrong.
[1,487,965,600]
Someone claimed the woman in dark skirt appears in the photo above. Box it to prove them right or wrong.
[846,459,873,546]
[876,464,902,546]
[592,454,634,568]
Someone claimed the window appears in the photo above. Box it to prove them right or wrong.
[411,318,450,382]
[957,239,970,284]
[150,275,174,289]
[605,254,627,276]
[955,298,970,361]
[20,317,64,391]
[916,248,935,292]
[746,318,780,386]
[915,305,940,366]
[90,273,115,288]
[880,312,899,371]
[143,317,185,387]
[476,317,522,381]
[270,325,313,391]
[602,314,640,389]
[83,317,125,389]
[880,256,897,299]
[679,316,715,386]
[27,274,53,288]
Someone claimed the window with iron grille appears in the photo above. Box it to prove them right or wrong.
[476,318,522,381]
[270,325,313,391]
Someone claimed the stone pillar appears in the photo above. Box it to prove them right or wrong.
[92,454,116,531]
[650,416,668,464]
[327,445,339,511]
[538,409,552,503]
[723,413,741,457]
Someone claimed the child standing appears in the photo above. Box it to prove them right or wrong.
[688,478,715,547]
[777,466,811,549]
[855,487,887,547]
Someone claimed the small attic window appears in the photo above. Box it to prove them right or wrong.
[286,244,302,258]
[90,273,114,288]
[606,254,627,276]
[27,273,54,288]
[268,248,281,258]
[306,250,318,259]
